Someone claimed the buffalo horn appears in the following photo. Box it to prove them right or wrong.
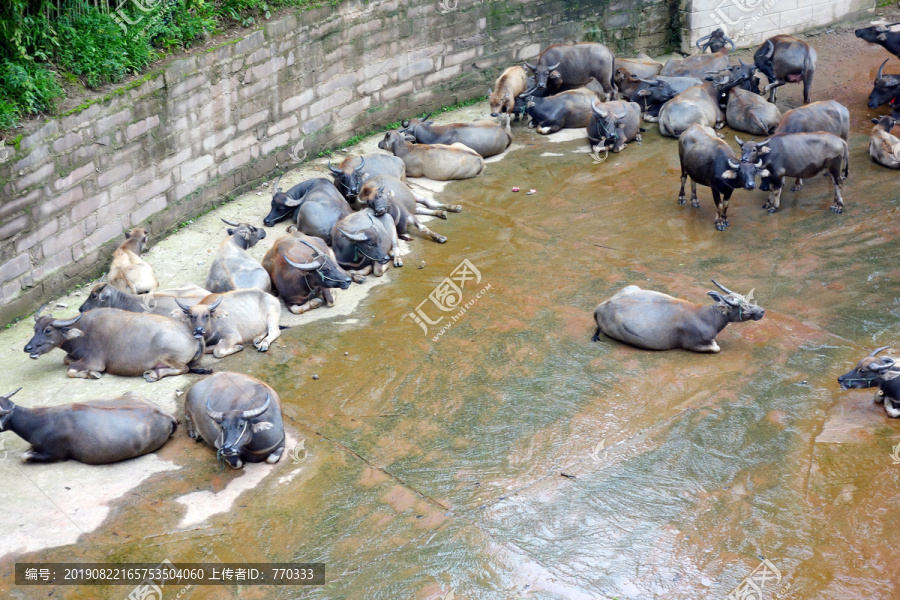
[547,62,560,71]
[614,110,627,119]
[221,218,241,227]
[695,32,713,49]
[377,179,386,193]
[205,398,225,422]
[871,357,896,372]
[711,279,736,295]
[637,78,657,84]
[755,159,763,168]
[739,58,747,67]
[99,272,107,283]
[735,135,745,146]
[887,22,900,27]
[51,313,83,328]
[724,35,736,51]
[284,255,323,271]
[877,58,888,81]
[355,157,366,173]
[2,387,22,400]
[208,296,224,312]
[422,113,433,122]
[175,298,192,313]
[327,161,342,175]
[869,346,891,357]
[763,38,774,59]
[242,394,271,419]
[728,159,739,168]
[401,119,410,128]
[339,228,368,243]
[33,303,48,322]
[274,173,283,190]
[524,61,537,72]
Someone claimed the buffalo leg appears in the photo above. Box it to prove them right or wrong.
[803,71,813,104]
[210,336,244,358]
[67,358,104,380]
[712,189,730,231]
[266,445,286,464]
[290,298,324,314]
[410,216,447,243]
[347,265,374,279]
[678,169,688,205]
[22,449,57,463]
[185,412,199,439]
[373,262,389,277]
[690,181,699,208]
[791,178,803,192]
[688,340,721,353]
[765,80,784,103]
[829,163,844,213]
[143,363,189,382]
[253,310,282,352]
[416,207,448,220]
[414,195,461,213]
[763,177,785,213]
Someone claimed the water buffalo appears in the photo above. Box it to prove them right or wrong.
[660,48,731,79]
[726,87,782,136]
[525,42,617,99]
[78,281,210,316]
[631,75,703,119]
[0,389,177,464]
[24,306,207,381]
[867,59,900,111]
[657,79,728,138]
[707,60,762,106]
[838,346,900,418]
[855,22,900,59]
[331,210,394,277]
[172,289,283,358]
[736,133,849,214]
[377,131,484,180]
[525,87,603,134]
[616,55,664,79]
[696,28,736,54]
[587,100,642,154]
[185,372,285,469]
[489,66,530,128]
[206,219,270,293]
[263,229,353,314]
[678,124,756,231]
[754,35,816,104]
[358,176,448,249]
[399,117,511,158]
[108,227,158,294]
[592,280,765,352]
[328,154,406,204]
[771,101,850,176]
[869,115,900,169]
[262,178,352,245]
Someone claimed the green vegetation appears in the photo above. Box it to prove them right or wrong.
[0,0,341,132]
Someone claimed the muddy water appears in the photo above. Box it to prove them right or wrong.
[4,28,900,600]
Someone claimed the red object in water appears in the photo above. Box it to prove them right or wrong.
[512,187,520,192]
[527,189,537,195]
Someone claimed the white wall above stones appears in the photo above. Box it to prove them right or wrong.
[683,0,875,50]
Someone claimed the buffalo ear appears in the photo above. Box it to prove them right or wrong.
[284,195,303,207]
[636,89,650,97]
[877,33,888,41]
[549,70,561,80]
[758,169,770,177]
[169,309,189,322]
[227,228,235,235]
[388,190,395,197]
[64,328,84,340]
[872,118,880,124]
[212,308,228,320]
[759,146,771,154]
[720,170,737,179]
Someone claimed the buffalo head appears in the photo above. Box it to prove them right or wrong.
[734,135,769,183]
[221,218,266,249]
[173,296,225,340]
[634,78,678,108]
[79,282,115,313]
[489,87,512,116]
[855,22,900,44]
[872,114,898,131]
[263,174,293,227]
[707,280,765,322]
[125,227,151,252]
[524,60,562,90]
[0,387,22,431]
[838,346,897,390]
[696,28,735,54]
[868,59,900,109]
[337,223,390,265]
[205,394,271,469]
[590,102,627,146]
[357,179,392,217]
[328,156,367,199]
[282,240,352,291]
[24,306,83,359]
[378,131,411,153]
[753,39,777,82]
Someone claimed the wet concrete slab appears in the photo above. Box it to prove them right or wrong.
[2,23,900,600]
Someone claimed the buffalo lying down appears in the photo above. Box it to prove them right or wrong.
[0,389,176,464]
[593,281,765,352]
[838,346,900,418]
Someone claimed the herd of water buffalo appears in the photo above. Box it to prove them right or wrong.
[2,24,900,471]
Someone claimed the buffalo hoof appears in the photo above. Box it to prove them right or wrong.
[635,134,642,142]
[393,257,403,268]
[715,219,728,231]
[434,235,447,244]
[831,205,843,214]
[791,185,803,192]
[449,205,463,212]
[143,370,160,382]
[691,200,700,209]
[266,446,286,464]
[875,390,885,404]
[678,196,686,205]
[399,234,414,241]
[436,211,448,220]
[350,274,366,284]
[765,205,777,214]
[254,339,269,352]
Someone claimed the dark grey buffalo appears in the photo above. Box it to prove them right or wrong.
[328,154,406,204]
[78,282,210,316]
[207,219,270,293]
[753,35,816,104]
[24,306,208,382]
[525,42,617,98]
[263,229,353,314]
[331,210,394,277]
[592,280,765,352]
[630,75,703,119]
[770,100,850,188]
[0,389,176,464]
[856,22,900,59]
[726,87,782,136]
[399,117,511,158]
[869,115,900,169]
[185,372,285,469]
[172,289,283,358]
[358,176,448,251]
[867,59,900,111]
[737,133,849,214]
[678,124,756,231]
[587,100,642,153]
[262,178,352,245]
[696,28,735,54]
[838,346,900,418]
[525,87,602,134]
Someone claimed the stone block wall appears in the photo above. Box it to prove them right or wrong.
[0,0,677,324]
[682,0,875,50]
